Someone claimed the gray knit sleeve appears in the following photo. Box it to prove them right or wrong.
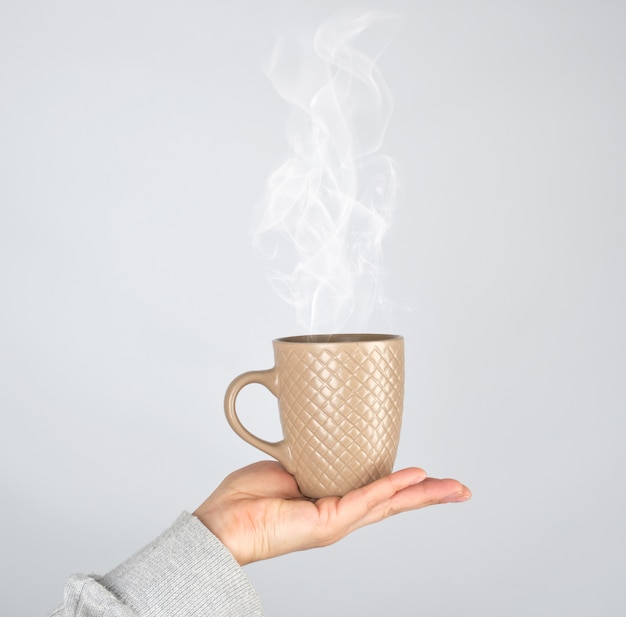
[49,512,264,617]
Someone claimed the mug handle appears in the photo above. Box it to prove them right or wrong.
[224,368,294,473]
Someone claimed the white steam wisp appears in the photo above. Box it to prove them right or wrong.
[253,11,400,333]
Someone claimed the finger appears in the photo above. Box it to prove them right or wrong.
[387,477,472,515]
[339,476,471,532]
[335,467,428,525]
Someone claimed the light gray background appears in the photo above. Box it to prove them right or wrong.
[1,1,625,615]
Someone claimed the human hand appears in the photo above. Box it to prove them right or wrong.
[193,461,471,565]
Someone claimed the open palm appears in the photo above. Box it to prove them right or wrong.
[194,461,471,565]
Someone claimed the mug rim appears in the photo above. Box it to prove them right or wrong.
[274,333,402,344]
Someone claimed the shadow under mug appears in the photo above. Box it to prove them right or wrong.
[224,333,404,498]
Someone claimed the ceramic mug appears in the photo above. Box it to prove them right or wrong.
[224,333,404,498]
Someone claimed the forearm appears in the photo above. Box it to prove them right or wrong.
[50,512,264,617]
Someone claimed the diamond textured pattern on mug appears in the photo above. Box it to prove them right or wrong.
[278,341,403,497]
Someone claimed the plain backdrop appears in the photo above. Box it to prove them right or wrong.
[1,1,625,615]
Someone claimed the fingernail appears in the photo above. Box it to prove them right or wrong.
[414,469,427,482]
[441,486,472,504]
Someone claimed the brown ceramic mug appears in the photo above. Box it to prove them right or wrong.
[224,333,404,498]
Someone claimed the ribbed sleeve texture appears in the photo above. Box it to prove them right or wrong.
[49,512,264,617]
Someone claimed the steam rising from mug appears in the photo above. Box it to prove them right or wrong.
[252,11,400,333]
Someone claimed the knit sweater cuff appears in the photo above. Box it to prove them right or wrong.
[97,511,263,616]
